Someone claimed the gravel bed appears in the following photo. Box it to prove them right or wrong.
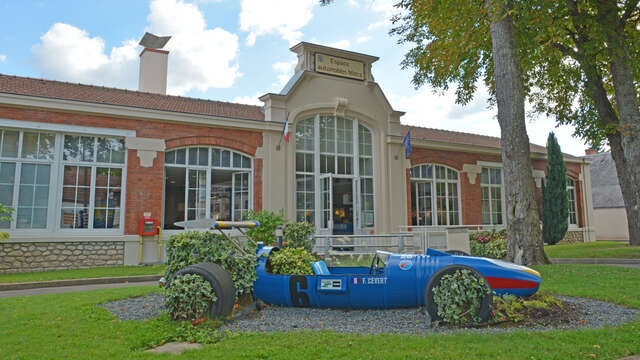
[222,296,638,334]
[99,293,165,321]
[100,294,638,334]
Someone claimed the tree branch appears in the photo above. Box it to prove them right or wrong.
[621,0,639,24]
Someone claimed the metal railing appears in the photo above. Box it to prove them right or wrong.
[398,224,505,252]
[311,233,418,256]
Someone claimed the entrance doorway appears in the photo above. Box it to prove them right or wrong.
[332,178,353,235]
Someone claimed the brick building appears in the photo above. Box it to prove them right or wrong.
[0,41,595,272]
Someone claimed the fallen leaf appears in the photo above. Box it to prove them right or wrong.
[593,345,600,349]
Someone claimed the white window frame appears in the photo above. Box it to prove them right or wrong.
[57,134,127,234]
[294,114,376,233]
[567,178,578,227]
[410,164,462,226]
[480,166,506,225]
[0,120,131,235]
[163,146,253,228]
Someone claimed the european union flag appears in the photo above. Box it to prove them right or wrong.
[402,131,411,158]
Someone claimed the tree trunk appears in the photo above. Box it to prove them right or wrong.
[593,2,640,245]
[488,0,549,265]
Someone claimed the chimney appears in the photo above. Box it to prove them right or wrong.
[585,148,598,155]
[138,33,171,95]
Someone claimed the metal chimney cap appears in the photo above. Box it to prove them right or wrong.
[139,32,171,49]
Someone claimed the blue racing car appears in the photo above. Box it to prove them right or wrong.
[169,220,541,322]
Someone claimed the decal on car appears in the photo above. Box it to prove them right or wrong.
[353,277,387,285]
[399,260,413,271]
[320,279,343,290]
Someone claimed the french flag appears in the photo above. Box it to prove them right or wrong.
[353,277,361,284]
[282,113,290,143]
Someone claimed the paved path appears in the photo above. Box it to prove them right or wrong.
[0,281,158,298]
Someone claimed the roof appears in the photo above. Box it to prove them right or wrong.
[585,152,624,208]
[402,125,553,155]
[0,73,265,121]
[0,73,576,158]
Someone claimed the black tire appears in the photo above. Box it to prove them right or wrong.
[424,265,493,323]
[171,262,236,318]
[445,250,470,256]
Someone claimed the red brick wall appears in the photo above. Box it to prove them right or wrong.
[408,147,584,227]
[0,105,263,235]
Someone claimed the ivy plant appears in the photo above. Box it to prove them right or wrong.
[432,269,489,325]
[269,247,317,275]
[0,203,13,241]
[165,231,257,297]
[244,209,286,246]
[283,222,315,252]
[164,274,216,321]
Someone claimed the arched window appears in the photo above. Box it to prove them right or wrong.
[295,115,375,233]
[164,147,252,229]
[410,164,460,226]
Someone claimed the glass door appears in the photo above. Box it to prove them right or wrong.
[332,177,353,235]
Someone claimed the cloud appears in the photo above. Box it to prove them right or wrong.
[239,0,316,46]
[31,23,140,89]
[146,0,240,94]
[31,0,240,95]
[327,40,351,49]
[272,59,297,88]
[388,85,588,156]
[0,54,6,63]
[356,36,371,43]
[233,92,264,106]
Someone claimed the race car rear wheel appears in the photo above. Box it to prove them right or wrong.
[171,262,236,318]
[424,265,492,323]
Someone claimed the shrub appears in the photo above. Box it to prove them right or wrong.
[469,229,507,259]
[164,274,217,321]
[244,209,286,246]
[0,203,12,241]
[269,247,317,275]
[283,222,315,252]
[432,269,489,325]
[492,292,564,324]
[165,231,257,297]
[542,132,569,245]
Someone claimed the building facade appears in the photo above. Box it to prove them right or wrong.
[0,42,595,273]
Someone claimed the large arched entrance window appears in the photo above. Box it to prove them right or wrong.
[410,164,461,226]
[163,147,252,229]
[295,115,374,234]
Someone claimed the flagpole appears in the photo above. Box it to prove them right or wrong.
[276,112,289,151]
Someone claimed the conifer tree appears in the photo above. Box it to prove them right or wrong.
[542,133,568,245]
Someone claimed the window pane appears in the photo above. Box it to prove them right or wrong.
[320,116,335,153]
[491,168,501,184]
[481,168,489,184]
[296,117,315,151]
[358,125,372,156]
[188,147,198,165]
[20,163,36,184]
[109,168,122,187]
[60,165,91,229]
[359,158,372,176]
[241,155,251,169]
[198,148,208,166]
[233,153,242,168]
[21,132,39,159]
[221,150,231,167]
[165,150,176,164]
[163,167,186,229]
[1,130,19,157]
[320,154,335,174]
[175,148,186,164]
[211,148,220,167]
[211,170,232,221]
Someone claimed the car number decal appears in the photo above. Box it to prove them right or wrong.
[353,277,387,285]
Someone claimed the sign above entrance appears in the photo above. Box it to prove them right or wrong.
[315,53,365,80]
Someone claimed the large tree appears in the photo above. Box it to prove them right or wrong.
[516,1,640,245]
[390,0,549,264]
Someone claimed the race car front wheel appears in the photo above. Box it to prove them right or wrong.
[171,262,236,318]
[424,265,493,323]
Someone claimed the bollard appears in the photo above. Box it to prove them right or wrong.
[275,225,283,247]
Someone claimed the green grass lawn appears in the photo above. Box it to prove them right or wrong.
[0,265,165,284]
[0,264,638,359]
[545,241,640,259]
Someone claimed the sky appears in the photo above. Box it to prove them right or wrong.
[0,0,589,156]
